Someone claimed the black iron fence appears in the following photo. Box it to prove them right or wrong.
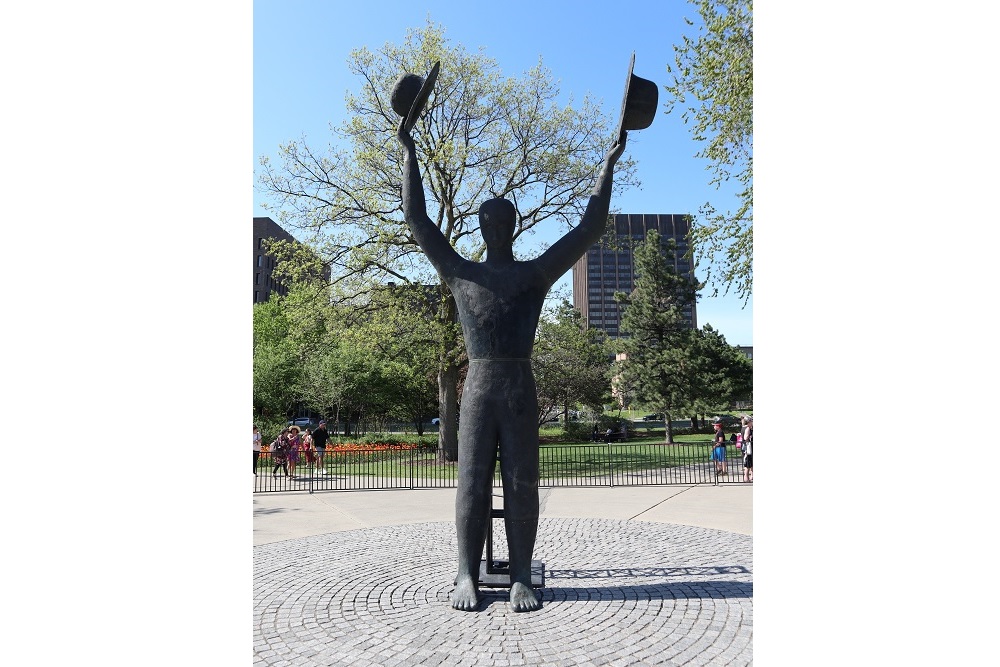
[253,442,749,493]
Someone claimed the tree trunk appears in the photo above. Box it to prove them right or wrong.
[438,361,459,461]
[665,410,674,444]
[437,292,461,462]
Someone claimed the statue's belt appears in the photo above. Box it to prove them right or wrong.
[468,358,530,363]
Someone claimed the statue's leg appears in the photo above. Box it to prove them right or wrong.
[451,373,496,612]
[498,367,542,612]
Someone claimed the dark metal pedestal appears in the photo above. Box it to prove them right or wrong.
[478,503,545,589]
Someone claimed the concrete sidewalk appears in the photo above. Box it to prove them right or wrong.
[253,483,752,545]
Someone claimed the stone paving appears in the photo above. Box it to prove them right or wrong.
[253,518,752,666]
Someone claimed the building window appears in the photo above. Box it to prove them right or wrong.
[258,255,263,267]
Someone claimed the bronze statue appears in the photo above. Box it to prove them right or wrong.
[393,57,653,612]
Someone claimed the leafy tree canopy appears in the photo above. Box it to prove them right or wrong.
[664,0,752,302]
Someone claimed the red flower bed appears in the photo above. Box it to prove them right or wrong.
[329,443,420,453]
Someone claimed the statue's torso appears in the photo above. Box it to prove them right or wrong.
[446,260,550,360]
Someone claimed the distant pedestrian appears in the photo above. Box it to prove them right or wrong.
[313,420,330,474]
[271,429,290,477]
[741,416,753,483]
[286,426,302,478]
[303,428,316,468]
[253,425,262,475]
[711,419,727,475]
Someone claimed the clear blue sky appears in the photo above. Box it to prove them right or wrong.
[253,0,753,345]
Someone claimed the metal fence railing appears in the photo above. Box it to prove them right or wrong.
[253,442,749,493]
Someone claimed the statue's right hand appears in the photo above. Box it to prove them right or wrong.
[606,130,627,166]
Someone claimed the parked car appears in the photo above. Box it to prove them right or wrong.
[713,414,743,428]
[642,413,664,421]
[287,417,315,429]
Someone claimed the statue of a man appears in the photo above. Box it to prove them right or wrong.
[396,117,627,612]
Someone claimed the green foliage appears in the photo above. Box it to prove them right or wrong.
[252,278,447,437]
[614,231,701,442]
[686,324,753,415]
[532,300,612,427]
[664,0,753,301]
[253,297,301,421]
[612,231,751,442]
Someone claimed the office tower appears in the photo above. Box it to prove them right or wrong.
[253,217,296,304]
[571,213,696,339]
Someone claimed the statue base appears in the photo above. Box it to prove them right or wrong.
[477,559,545,589]
[478,502,544,588]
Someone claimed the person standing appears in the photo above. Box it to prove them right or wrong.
[302,428,316,470]
[271,429,289,477]
[741,416,753,483]
[711,419,727,475]
[253,425,262,475]
[286,426,301,478]
[312,420,330,474]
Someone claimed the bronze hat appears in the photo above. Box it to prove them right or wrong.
[392,61,440,132]
[615,53,658,136]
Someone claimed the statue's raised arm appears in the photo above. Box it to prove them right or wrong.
[533,130,627,283]
[396,117,462,275]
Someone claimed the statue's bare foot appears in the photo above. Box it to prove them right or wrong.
[451,576,481,611]
[510,582,540,612]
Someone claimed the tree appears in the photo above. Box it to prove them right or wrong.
[257,20,637,460]
[686,324,753,417]
[532,301,612,427]
[616,231,753,442]
[614,231,701,444]
[253,297,301,424]
[664,0,753,302]
[345,284,444,435]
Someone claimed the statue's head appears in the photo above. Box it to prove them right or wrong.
[478,198,516,249]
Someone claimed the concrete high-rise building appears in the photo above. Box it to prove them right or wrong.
[253,216,295,304]
[253,217,332,304]
[571,213,696,339]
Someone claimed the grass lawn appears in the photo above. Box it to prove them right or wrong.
[292,430,738,480]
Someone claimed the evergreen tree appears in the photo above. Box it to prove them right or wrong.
[614,230,699,443]
[616,230,753,442]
